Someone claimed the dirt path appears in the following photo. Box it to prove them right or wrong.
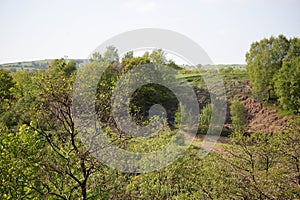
[185,134,230,154]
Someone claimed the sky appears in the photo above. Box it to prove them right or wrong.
[0,0,299,64]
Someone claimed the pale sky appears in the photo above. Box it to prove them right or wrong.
[0,0,299,64]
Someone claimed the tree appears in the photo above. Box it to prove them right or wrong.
[123,51,134,59]
[47,58,76,76]
[166,60,182,70]
[64,59,77,75]
[89,51,102,62]
[11,70,39,129]
[230,99,247,133]
[226,119,300,199]
[0,69,17,129]
[246,35,289,101]
[150,49,166,65]
[142,51,150,59]
[198,103,212,135]
[0,69,15,107]
[121,56,150,74]
[125,146,236,199]
[274,38,300,113]
[14,59,113,199]
[0,124,47,199]
[103,45,119,63]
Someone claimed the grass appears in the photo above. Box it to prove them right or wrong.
[189,135,231,155]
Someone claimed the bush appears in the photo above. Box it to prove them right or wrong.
[230,99,247,133]
[198,104,212,135]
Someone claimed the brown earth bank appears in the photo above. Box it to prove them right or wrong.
[232,94,294,134]
[191,94,295,154]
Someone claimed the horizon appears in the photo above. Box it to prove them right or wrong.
[0,57,247,66]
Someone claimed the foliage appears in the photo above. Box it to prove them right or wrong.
[121,56,150,74]
[129,83,178,127]
[1,42,300,199]
[0,69,15,107]
[227,119,300,199]
[166,60,183,70]
[89,51,102,62]
[246,35,290,101]
[198,103,212,135]
[274,38,300,113]
[103,45,119,63]
[125,148,235,199]
[149,49,166,65]
[122,51,134,59]
[230,98,247,133]
[246,35,300,113]
[0,69,17,129]
[89,46,119,64]
[0,124,46,199]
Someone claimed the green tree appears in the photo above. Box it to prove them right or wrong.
[125,148,236,199]
[142,51,150,59]
[121,56,150,74]
[89,51,102,62]
[64,59,77,75]
[198,103,212,135]
[0,124,46,199]
[0,69,15,107]
[246,35,289,101]
[0,69,17,129]
[274,38,300,113]
[12,70,39,129]
[166,60,182,70]
[14,59,113,199]
[226,119,300,199]
[103,45,119,63]
[123,51,134,59]
[150,49,166,65]
[230,99,247,133]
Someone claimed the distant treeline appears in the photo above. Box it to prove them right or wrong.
[0,59,246,72]
[0,59,87,72]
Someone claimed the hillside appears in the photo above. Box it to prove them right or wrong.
[0,49,299,199]
[0,59,87,71]
[0,58,293,135]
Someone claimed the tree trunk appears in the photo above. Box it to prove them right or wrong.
[81,181,87,200]
[295,157,300,186]
[267,89,271,102]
